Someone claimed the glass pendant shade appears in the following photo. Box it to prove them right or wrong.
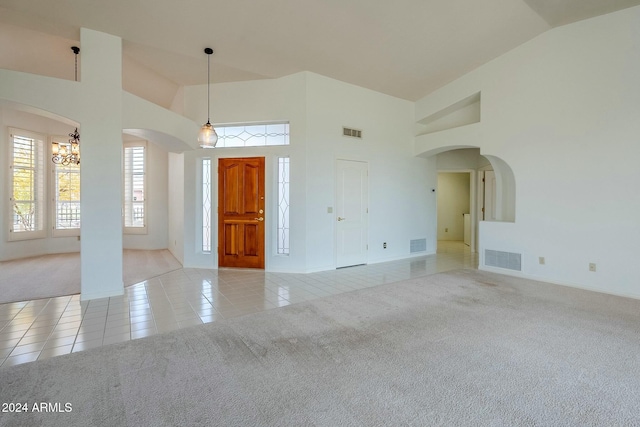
[198,121,218,148]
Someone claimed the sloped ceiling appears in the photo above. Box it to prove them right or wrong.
[0,0,638,104]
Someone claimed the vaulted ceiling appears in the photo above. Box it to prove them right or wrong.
[0,0,638,104]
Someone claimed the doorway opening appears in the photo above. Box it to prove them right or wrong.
[436,172,473,253]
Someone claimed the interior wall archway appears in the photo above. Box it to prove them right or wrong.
[423,145,516,224]
[482,155,516,222]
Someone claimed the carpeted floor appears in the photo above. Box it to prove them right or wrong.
[0,249,182,304]
[1,269,640,426]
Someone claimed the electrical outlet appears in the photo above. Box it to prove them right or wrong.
[539,257,545,265]
[589,263,596,272]
[383,242,387,249]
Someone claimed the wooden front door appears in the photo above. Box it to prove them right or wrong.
[218,157,265,268]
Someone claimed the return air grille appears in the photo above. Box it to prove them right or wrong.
[343,127,362,139]
[484,249,521,271]
[410,238,427,253]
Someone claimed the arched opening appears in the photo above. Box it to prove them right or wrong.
[420,146,516,255]
[482,155,516,222]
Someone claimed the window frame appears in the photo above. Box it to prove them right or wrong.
[202,157,212,253]
[123,141,148,234]
[50,134,81,237]
[214,122,290,148]
[276,156,290,256]
[7,127,47,241]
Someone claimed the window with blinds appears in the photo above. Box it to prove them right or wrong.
[52,136,81,234]
[123,142,146,232]
[9,128,46,240]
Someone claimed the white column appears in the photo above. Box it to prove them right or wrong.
[79,28,124,300]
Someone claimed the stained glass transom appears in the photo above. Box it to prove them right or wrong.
[216,123,289,148]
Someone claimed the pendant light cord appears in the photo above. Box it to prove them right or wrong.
[207,53,210,122]
[71,46,80,82]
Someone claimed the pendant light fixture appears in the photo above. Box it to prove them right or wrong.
[198,47,218,148]
[52,46,81,165]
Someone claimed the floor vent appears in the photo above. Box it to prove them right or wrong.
[484,249,521,271]
[410,238,427,253]
[343,127,362,139]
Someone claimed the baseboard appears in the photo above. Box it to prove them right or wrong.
[80,285,124,302]
[368,251,437,265]
[479,265,640,301]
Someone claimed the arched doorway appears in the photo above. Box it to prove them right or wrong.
[419,146,516,256]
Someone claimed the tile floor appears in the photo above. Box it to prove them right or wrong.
[0,241,477,368]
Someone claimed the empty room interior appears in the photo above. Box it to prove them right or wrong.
[1,0,639,425]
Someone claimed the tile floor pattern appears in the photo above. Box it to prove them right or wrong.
[0,242,477,368]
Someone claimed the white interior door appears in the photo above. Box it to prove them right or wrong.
[336,160,368,268]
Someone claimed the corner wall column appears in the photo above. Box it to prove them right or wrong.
[79,28,124,300]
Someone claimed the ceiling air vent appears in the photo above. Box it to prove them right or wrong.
[343,127,362,139]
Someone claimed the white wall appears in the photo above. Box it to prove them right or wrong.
[305,73,432,269]
[415,7,640,298]
[181,72,308,271]
[167,152,184,264]
[180,71,433,272]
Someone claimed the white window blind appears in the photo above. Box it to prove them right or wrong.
[9,129,45,240]
[123,143,146,230]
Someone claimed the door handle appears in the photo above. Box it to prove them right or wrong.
[337,217,346,221]
[254,217,264,221]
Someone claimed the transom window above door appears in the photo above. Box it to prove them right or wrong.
[215,123,289,148]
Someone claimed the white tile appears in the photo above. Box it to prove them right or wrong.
[3,350,40,367]
[38,344,73,360]
[0,246,478,363]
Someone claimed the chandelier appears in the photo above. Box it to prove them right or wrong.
[52,128,80,165]
[52,46,81,165]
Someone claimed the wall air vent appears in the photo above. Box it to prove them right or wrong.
[343,127,362,139]
[410,238,427,253]
[484,249,521,271]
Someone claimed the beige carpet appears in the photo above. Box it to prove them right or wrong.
[1,269,639,426]
[0,249,182,304]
